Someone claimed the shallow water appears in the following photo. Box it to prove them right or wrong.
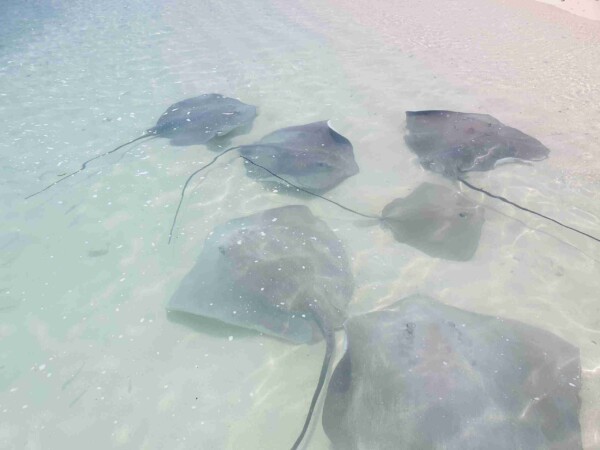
[1,0,599,448]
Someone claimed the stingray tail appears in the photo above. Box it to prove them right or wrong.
[457,177,600,244]
[239,157,378,220]
[290,304,335,450]
[168,146,241,243]
[25,133,153,199]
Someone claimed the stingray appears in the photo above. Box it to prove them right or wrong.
[403,110,600,244]
[322,295,582,450]
[168,121,359,242]
[236,160,486,261]
[167,205,354,449]
[238,120,359,192]
[380,182,484,261]
[26,94,257,198]
[405,110,550,178]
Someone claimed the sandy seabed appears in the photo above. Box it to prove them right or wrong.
[0,0,599,448]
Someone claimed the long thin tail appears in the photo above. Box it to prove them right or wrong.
[457,177,600,244]
[240,157,378,220]
[168,146,241,244]
[25,133,152,199]
[290,306,335,450]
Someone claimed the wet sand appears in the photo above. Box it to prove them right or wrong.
[535,0,600,21]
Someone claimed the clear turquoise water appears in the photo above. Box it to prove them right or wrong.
[1,0,599,448]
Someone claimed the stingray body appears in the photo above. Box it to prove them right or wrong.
[26,94,256,199]
[168,121,360,241]
[405,110,550,177]
[169,204,353,343]
[380,183,484,261]
[168,205,354,449]
[323,296,582,450]
[239,121,359,192]
[148,94,257,146]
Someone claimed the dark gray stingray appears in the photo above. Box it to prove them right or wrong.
[323,295,582,450]
[239,121,359,192]
[149,94,257,146]
[26,94,257,198]
[381,182,484,261]
[169,121,359,242]
[405,110,550,178]
[403,111,600,244]
[167,205,354,449]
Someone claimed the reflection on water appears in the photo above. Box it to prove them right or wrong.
[1,0,599,448]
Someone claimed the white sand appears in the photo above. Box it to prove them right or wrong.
[535,0,600,21]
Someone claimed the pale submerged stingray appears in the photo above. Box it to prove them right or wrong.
[405,110,550,178]
[323,295,582,450]
[237,161,486,262]
[169,121,359,242]
[27,94,257,198]
[381,182,484,261]
[167,205,354,449]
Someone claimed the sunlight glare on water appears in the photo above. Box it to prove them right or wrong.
[1,0,599,448]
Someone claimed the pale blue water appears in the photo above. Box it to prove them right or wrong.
[1,0,599,448]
